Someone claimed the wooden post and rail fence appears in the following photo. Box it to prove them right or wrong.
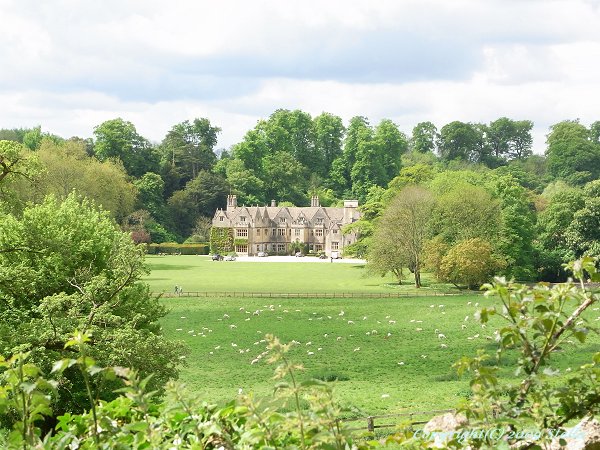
[337,409,455,433]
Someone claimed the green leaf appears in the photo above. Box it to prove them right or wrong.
[51,359,77,374]
[573,329,588,343]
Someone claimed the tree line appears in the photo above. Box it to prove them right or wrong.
[2,114,600,283]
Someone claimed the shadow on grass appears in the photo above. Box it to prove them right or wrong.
[145,264,193,271]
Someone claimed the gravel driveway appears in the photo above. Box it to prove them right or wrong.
[236,255,366,264]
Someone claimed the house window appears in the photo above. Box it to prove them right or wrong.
[315,244,323,252]
[279,218,286,223]
[332,242,339,250]
[295,229,300,236]
[277,244,285,252]
[240,216,246,222]
[236,229,248,237]
[256,229,260,235]
[236,244,248,253]
[272,229,276,236]
[219,216,224,222]
[278,228,286,236]
[316,218,324,224]
[333,229,338,234]
[315,229,323,237]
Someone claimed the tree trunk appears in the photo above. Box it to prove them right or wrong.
[414,270,421,288]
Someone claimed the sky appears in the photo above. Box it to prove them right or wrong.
[1,0,600,154]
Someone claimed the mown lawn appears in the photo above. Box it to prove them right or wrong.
[144,255,457,294]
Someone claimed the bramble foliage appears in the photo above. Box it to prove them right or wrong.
[0,333,372,449]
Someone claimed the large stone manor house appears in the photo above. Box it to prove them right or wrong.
[211,195,361,256]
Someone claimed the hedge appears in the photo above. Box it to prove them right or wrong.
[146,242,209,255]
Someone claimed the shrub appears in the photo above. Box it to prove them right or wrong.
[147,242,209,255]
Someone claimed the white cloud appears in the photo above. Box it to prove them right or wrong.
[1,0,600,154]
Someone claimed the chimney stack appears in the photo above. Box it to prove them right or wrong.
[311,195,320,207]
[227,194,237,211]
[271,199,276,207]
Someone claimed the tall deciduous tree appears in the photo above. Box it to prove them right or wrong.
[262,151,308,205]
[167,170,229,237]
[269,109,319,175]
[410,121,437,154]
[536,187,585,280]
[134,172,167,223]
[314,112,345,176]
[93,118,159,178]
[545,120,600,185]
[565,180,600,258]
[232,124,269,175]
[343,117,371,179]
[223,158,265,205]
[0,140,41,185]
[373,119,408,183]
[491,175,536,280]
[437,121,479,162]
[27,139,137,223]
[510,120,534,160]
[368,186,435,288]
[161,118,220,186]
[430,184,501,245]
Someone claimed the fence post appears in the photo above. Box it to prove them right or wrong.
[367,416,375,432]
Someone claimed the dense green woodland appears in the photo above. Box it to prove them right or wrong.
[1,118,600,447]
[1,113,600,283]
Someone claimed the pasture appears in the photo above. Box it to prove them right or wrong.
[148,255,600,416]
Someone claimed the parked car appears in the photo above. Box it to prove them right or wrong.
[331,251,342,259]
[257,251,268,257]
[225,255,236,261]
[295,252,304,257]
[212,254,223,261]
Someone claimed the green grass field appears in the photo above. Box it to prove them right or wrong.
[148,255,600,416]
[144,255,457,294]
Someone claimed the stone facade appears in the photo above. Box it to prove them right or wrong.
[211,195,360,256]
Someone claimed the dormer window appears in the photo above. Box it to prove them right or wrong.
[316,218,324,224]
[280,218,286,223]
[240,216,246,222]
